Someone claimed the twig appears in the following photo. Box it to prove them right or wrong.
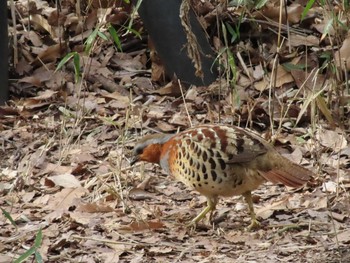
[71,235,139,246]
[178,80,193,127]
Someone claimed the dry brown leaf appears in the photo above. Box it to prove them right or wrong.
[151,81,181,97]
[149,246,173,254]
[46,173,81,188]
[312,17,335,36]
[322,181,337,193]
[147,105,166,119]
[256,197,290,219]
[76,202,115,213]
[120,220,165,232]
[286,4,303,23]
[169,112,190,126]
[291,68,325,90]
[256,3,303,24]
[46,187,88,211]
[36,43,66,64]
[18,76,42,87]
[303,195,327,210]
[275,65,294,87]
[30,14,56,38]
[39,163,73,176]
[15,58,33,74]
[252,64,264,80]
[3,1,350,261]
[335,34,350,70]
[65,212,96,226]
[334,229,350,243]
[316,129,347,152]
[254,78,269,91]
[330,211,347,222]
[156,121,177,132]
[28,31,43,46]
[31,90,57,100]
[288,34,319,47]
[129,187,156,200]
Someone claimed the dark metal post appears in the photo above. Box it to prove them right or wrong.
[135,0,218,86]
[0,2,8,105]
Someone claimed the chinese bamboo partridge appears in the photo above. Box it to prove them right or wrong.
[130,124,313,229]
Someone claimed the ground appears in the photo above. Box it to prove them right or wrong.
[1,1,350,262]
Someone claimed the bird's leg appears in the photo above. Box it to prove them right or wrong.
[243,191,260,230]
[188,196,218,226]
[208,196,218,223]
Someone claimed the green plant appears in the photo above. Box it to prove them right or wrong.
[14,229,43,263]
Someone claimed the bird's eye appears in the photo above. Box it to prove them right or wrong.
[134,147,143,155]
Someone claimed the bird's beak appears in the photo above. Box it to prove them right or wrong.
[130,156,139,166]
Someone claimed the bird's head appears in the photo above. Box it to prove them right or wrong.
[130,133,174,166]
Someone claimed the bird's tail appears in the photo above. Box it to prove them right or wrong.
[260,154,313,188]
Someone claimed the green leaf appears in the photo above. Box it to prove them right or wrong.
[301,0,315,21]
[56,52,76,72]
[123,25,141,39]
[320,52,331,60]
[227,48,237,82]
[323,18,334,37]
[1,208,17,228]
[255,0,268,9]
[85,28,99,54]
[225,22,238,43]
[108,26,123,52]
[97,31,108,41]
[127,0,142,35]
[296,136,306,144]
[35,251,43,263]
[34,228,43,248]
[73,52,81,82]
[13,247,36,263]
[221,22,228,46]
[14,229,43,263]
[59,106,75,118]
[282,63,306,71]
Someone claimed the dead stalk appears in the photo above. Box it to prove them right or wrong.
[178,80,193,127]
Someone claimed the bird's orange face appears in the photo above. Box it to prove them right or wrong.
[130,133,175,166]
[130,143,163,165]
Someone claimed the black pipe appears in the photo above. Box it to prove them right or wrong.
[134,0,218,86]
[0,3,8,105]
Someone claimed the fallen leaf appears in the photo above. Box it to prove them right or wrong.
[76,202,115,213]
[288,34,319,47]
[256,197,290,219]
[119,220,165,232]
[45,187,88,212]
[316,129,347,152]
[322,181,337,193]
[128,187,156,200]
[333,229,350,243]
[47,173,81,188]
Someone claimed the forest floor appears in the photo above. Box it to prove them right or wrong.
[1,1,350,262]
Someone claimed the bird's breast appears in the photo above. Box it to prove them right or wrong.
[161,132,265,197]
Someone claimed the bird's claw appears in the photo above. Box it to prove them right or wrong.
[246,218,261,231]
[185,219,198,232]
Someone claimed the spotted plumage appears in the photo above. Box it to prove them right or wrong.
[130,124,313,228]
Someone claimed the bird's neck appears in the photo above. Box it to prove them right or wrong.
[142,143,164,164]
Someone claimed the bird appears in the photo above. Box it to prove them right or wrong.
[130,124,313,229]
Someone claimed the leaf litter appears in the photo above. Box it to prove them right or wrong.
[1,0,350,262]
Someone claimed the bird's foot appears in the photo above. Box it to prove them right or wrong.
[186,218,197,228]
[246,218,261,231]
